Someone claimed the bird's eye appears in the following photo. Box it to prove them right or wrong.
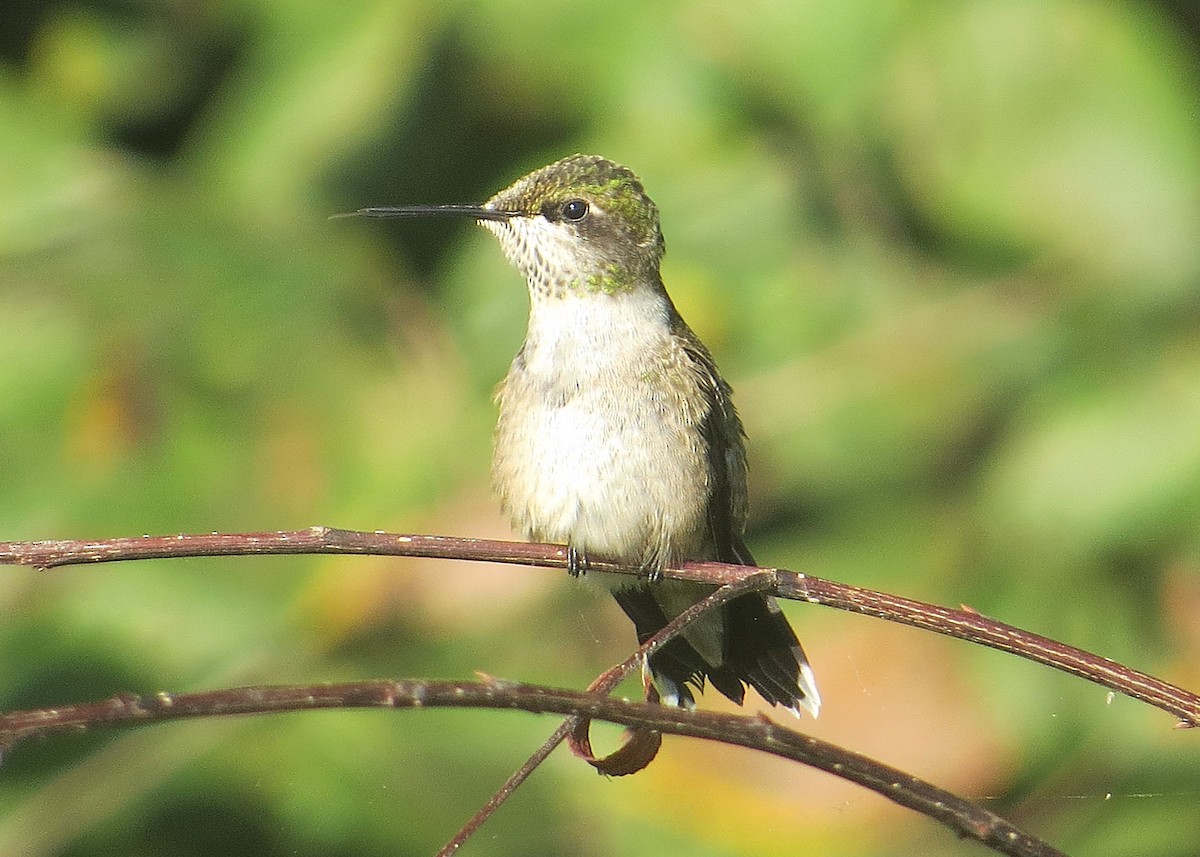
[560,199,589,222]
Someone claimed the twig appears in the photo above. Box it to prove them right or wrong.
[0,679,1067,857]
[2,528,1196,726]
[0,529,563,570]
[773,572,1200,728]
[433,717,571,857]
[436,572,777,856]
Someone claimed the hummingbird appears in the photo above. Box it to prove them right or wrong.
[354,154,820,717]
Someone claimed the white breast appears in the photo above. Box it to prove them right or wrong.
[492,290,711,570]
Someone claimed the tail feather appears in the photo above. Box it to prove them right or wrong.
[610,584,820,717]
[724,592,820,716]
[610,585,713,707]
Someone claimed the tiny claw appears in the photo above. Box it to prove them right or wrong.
[567,546,589,578]
[642,565,663,584]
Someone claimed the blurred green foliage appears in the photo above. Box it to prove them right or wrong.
[2,1,1200,855]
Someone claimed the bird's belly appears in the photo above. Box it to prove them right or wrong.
[493,386,709,569]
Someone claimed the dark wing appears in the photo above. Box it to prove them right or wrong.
[674,324,753,565]
[674,315,820,715]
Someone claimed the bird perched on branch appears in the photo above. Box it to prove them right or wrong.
[355,154,820,717]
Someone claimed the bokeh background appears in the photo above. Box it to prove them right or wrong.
[3,1,1200,855]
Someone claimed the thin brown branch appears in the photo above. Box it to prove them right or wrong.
[0,528,563,571]
[567,570,778,773]
[436,572,777,856]
[2,528,1196,726]
[0,679,1067,857]
[434,716,572,857]
[772,571,1200,728]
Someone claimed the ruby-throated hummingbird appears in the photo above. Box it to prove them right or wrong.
[354,154,819,717]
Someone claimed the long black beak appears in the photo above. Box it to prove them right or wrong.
[332,205,519,221]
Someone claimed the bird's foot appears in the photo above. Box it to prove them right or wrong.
[566,545,590,578]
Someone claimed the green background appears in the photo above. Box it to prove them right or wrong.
[3,1,1200,855]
